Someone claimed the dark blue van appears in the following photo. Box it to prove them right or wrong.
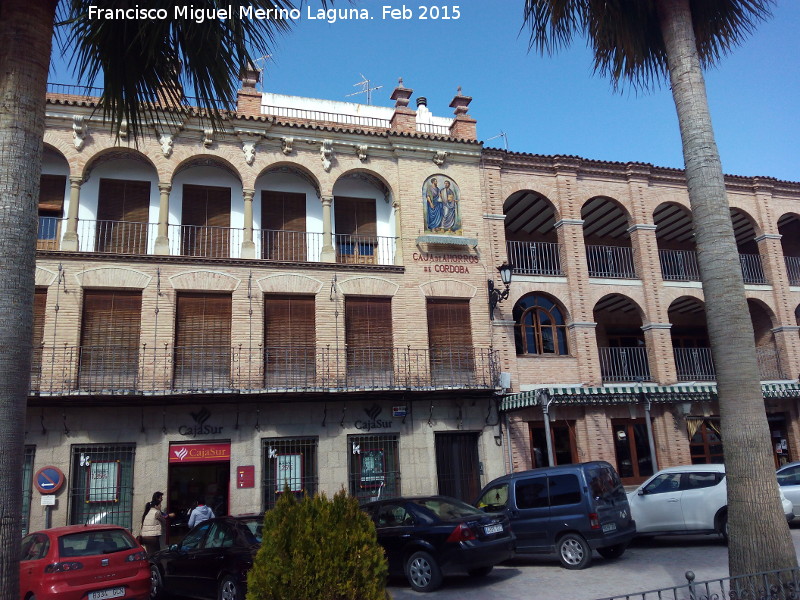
[475,461,635,569]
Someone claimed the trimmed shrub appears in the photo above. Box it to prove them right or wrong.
[246,490,389,600]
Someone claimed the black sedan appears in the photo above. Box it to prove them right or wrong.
[149,516,262,600]
[362,495,515,592]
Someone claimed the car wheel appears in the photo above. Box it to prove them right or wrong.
[218,575,241,600]
[405,551,443,593]
[467,566,493,577]
[150,565,167,600]
[557,533,592,570]
[597,543,626,560]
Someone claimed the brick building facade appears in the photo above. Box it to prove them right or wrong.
[23,74,800,534]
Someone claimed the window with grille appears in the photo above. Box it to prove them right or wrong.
[38,174,65,250]
[348,434,399,504]
[79,290,142,391]
[345,297,393,386]
[31,289,47,392]
[427,299,475,385]
[22,446,35,536]
[96,179,150,254]
[262,191,307,261]
[513,294,569,355]
[264,295,315,388]
[174,293,232,390]
[334,196,377,264]
[261,437,318,509]
[69,444,136,528]
[181,184,231,257]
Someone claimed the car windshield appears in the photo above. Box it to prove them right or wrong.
[413,498,483,520]
[59,529,136,557]
[239,518,263,544]
[585,465,627,506]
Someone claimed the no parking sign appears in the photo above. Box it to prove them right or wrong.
[34,466,65,494]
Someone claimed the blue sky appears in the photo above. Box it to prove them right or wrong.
[50,0,799,182]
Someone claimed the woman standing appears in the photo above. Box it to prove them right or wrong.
[140,491,168,555]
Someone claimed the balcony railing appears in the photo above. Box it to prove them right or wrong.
[674,347,716,381]
[598,346,652,382]
[739,253,767,284]
[262,105,391,129]
[586,245,637,279]
[659,249,701,281]
[416,123,452,136]
[506,241,562,276]
[256,229,323,262]
[335,233,396,266]
[29,345,499,395]
[785,256,800,286]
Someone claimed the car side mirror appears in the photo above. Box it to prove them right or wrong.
[638,489,646,496]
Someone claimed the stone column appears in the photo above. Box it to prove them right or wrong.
[154,182,171,256]
[241,188,256,259]
[641,323,678,384]
[320,195,336,262]
[61,176,82,251]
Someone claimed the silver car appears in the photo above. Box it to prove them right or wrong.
[777,461,800,520]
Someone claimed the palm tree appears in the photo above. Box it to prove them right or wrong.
[523,0,794,576]
[0,1,308,597]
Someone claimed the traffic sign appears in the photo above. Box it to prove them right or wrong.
[34,466,65,494]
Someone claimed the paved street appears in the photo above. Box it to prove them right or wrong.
[386,526,800,600]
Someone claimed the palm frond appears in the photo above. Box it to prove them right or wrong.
[58,0,325,139]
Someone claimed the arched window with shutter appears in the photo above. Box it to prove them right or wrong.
[513,294,569,356]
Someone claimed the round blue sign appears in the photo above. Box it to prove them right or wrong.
[34,466,65,494]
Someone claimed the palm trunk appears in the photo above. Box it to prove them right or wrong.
[657,0,797,576]
[0,0,56,596]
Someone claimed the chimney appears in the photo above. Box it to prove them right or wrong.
[389,78,416,135]
[237,63,262,117]
[448,86,477,140]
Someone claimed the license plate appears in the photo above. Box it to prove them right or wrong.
[484,524,503,535]
[88,587,125,600]
[602,523,617,533]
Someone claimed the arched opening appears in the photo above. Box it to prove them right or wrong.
[778,213,800,285]
[503,190,561,275]
[748,299,785,380]
[512,293,570,356]
[654,203,699,281]
[731,208,766,284]
[668,297,712,380]
[593,294,649,381]
[38,147,70,250]
[582,197,635,278]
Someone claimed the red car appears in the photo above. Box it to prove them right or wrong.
[19,524,150,600]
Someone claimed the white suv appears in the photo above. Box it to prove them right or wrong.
[628,464,793,541]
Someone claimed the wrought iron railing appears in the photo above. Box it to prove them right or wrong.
[30,345,499,395]
[586,245,637,278]
[506,241,562,276]
[659,248,701,281]
[334,233,396,266]
[256,229,323,262]
[416,122,452,136]
[172,223,239,258]
[262,105,391,129]
[785,256,800,286]
[37,217,64,250]
[600,567,800,600]
[739,252,767,284]
[598,346,652,382]
[674,347,715,381]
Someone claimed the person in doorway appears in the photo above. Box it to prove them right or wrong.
[188,497,215,528]
[140,492,171,555]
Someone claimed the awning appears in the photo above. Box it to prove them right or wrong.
[500,382,800,412]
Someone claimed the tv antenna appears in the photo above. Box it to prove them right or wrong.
[252,54,272,91]
[486,131,508,151]
[346,74,383,105]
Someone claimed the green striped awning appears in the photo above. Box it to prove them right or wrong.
[500,382,800,412]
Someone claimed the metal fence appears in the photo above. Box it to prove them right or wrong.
[660,249,701,281]
[30,345,499,395]
[334,233,396,266]
[674,347,716,381]
[507,241,563,276]
[262,104,391,129]
[599,346,652,382]
[598,567,800,600]
[256,229,323,262]
[416,122,452,136]
[740,253,767,284]
[785,256,800,286]
[587,245,637,278]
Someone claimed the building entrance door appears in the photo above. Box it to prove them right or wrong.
[611,419,655,485]
[435,432,480,502]
[167,442,231,542]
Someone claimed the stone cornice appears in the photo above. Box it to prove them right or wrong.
[641,323,672,331]
[627,224,658,233]
[554,219,585,229]
[754,234,782,242]
[567,322,597,329]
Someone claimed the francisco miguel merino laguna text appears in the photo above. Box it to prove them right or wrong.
[87,5,373,24]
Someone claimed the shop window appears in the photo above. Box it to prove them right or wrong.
[79,290,142,391]
[529,421,578,467]
[688,418,724,464]
[261,437,318,510]
[22,446,35,536]
[69,444,136,529]
[513,294,569,355]
[348,434,399,504]
[612,419,655,484]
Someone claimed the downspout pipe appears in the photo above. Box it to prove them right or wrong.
[643,393,659,472]
[540,390,555,467]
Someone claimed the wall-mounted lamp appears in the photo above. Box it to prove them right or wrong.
[488,262,514,320]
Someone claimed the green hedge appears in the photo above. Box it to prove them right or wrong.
[246,490,389,600]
